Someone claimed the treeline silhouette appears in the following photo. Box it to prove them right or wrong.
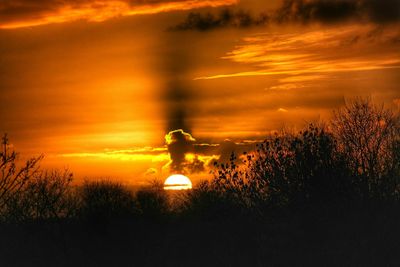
[0,98,399,266]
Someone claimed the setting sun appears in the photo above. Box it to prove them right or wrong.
[164,174,192,190]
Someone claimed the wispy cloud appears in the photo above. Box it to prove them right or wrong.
[0,0,238,29]
[59,147,169,161]
[195,25,400,80]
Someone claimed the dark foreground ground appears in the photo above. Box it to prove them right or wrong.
[1,207,400,267]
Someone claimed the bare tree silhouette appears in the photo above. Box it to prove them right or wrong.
[0,134,42,216]
[6,169,76,221]
[332,98,400,200]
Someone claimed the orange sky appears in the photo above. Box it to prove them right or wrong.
[0,0,399,184]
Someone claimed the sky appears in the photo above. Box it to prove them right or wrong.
[0,0,399,184]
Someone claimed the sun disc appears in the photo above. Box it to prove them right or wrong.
[164,174,192,190]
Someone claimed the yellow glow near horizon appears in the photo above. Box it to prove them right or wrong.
[164,174,192,190]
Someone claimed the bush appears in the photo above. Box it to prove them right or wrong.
[4,169,76,222]
[212,98,400,211]
[79,180,137,223]
[285,125,353,204]
[213,124,354,213]
[332,98,400,201]
[180,180,241,220]
[135,180,169,220]
[0,134,42,217]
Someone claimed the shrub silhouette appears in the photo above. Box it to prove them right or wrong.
[284,125,353,205]
[4,169,76,222]
[213,125,353,213]
[212,98,399,212]
[180,180,239,220]
[135,179,169,220]
[332,98,400,201]
[79,180,137,223]
[0,134,42,218]
[211,153,261,216]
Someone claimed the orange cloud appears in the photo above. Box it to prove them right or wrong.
[59,147,169,161]
[195,25,400,80]
[0,0,238,29]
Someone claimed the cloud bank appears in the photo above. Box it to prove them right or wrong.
[172,0,400,31]
[276,0,400,24]
[170,8,269,31]
[0,0,237,29]
[4,0,398,30]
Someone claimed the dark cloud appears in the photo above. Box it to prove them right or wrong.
[276,0,400,24]
[193,143,219,155]
[276,0,358,23]
[164,129,259,174]
[170,8,269,31]
[365,0,400,23]
[164,129,208,175]
[165,129,195,172]
[185,156,206,174]
[171,0,400,31]
[0,1,57,23]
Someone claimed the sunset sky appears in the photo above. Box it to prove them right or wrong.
[0,0,399,184]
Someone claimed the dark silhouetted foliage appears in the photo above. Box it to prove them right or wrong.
[209,98,399,216]
[4,169,76,222]
[212,125,354,216]
[179,180,239,220]
[332,97,400,201]
[0,134,42,217]
[79,180,137,224]
[136,179,169,220]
